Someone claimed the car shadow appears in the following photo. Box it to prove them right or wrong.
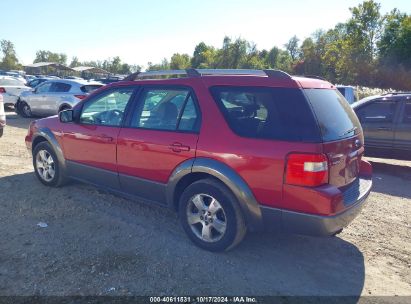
[369,160,411,199]
[0,172,365,298]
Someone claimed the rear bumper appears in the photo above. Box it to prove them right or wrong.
[261,177,372,236]
[2,94,18,106]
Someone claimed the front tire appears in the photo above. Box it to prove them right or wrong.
[18,101,32,118]
[178,179,246,252]
[33,142,66,187]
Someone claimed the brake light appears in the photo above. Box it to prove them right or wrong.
[285,153,328,187]
[0,87,6,93]
[74,94,86,100]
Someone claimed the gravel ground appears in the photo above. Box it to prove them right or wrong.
[0,112,410,297]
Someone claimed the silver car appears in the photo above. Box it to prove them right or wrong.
[0,76,31,107]
[17,79,103,117]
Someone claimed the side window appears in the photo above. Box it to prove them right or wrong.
[210,86,320,141]
[36,82,52,93]
[403,102,411,124]
[50,82,71,93]
[132,88,199,132]
[80,87,134,126]
[356,100,397,123]
[178,96,199,131]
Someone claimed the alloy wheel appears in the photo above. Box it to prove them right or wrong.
[186,193,227,242]
[36,150,55,182]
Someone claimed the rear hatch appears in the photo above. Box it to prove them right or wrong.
[304,89,364,188]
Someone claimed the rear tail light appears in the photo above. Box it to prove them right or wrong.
[74,94,86,100]
[285,153,329,187]
[0,87,6,93]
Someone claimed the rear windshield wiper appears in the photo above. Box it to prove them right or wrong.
[340,126,357,137]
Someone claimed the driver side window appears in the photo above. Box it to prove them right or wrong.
[80,87,134,126]
[36,82,52,94]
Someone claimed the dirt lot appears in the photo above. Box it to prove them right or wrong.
[0,112,410,297]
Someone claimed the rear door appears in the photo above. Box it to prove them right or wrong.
[394,99,411,151]
[355,99,400,149]
[116,86,200,204]
[28,82,53,115]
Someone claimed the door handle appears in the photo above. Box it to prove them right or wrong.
[169,142,190,152]
[99,135,114,142]
[377,127,391,131]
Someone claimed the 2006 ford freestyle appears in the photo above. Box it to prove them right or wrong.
[25,69,372,251]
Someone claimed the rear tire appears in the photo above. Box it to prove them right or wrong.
[18,101,32,118]
[33,142,66,187]
[178,178,247,252]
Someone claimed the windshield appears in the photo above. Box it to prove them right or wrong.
[304,89,362,142]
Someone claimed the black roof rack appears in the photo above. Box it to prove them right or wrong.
[123,69,292,81]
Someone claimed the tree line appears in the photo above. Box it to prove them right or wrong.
[1,1,410,89]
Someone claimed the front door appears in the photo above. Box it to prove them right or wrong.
[356,99,400,149]
[117,86,200,204]
[29,82,52,115]
[62,86,136,190]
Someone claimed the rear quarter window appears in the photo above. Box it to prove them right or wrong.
[210,86,321,142]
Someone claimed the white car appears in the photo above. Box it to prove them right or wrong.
[17,79,103,117]
[0,76,31,108]
[0,94,5,137]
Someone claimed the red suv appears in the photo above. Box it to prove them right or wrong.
[25,69,372,251]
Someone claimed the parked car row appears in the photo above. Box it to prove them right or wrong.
[15,79,103,117]
[0,76,31,108]
[25,69,373,251]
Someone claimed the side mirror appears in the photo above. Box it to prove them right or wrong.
[59,109,74,123]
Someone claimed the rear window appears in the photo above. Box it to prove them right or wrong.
[304,89,361,141]
[81,85,103,93]
[210,86,321,142]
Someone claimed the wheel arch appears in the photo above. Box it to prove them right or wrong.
[167,157,263,231]
[32,128,66,171]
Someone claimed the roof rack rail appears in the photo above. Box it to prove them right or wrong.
[123,69,292,81]
[382,91,411,96]
[298,74,327,81]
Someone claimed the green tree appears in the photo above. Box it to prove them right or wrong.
[378,9,411,67]
[34,50,67,65]
[191,42,217,68]
[69,56,80,68]
[284,35,300,61]
[0,40,21,70]
[170,53,191,69]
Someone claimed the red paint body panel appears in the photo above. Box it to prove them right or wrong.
[62,124,119,172]
[117,128,198,183]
